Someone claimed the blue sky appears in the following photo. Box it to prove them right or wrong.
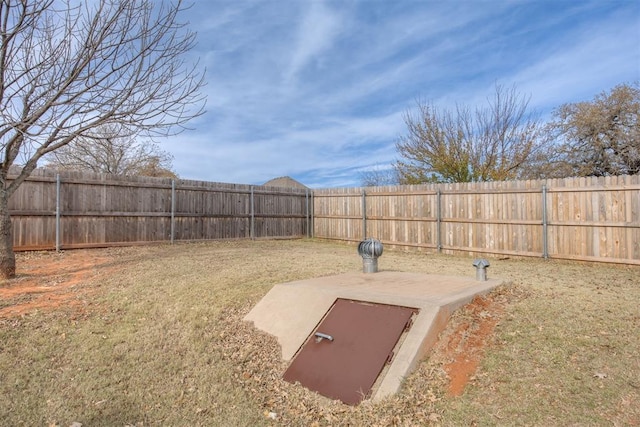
[165,0,640,188]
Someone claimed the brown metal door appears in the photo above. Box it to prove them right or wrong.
[283,299,417,405]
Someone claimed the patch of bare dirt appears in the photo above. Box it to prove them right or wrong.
[440,293,505,396]
[0,250,118,319]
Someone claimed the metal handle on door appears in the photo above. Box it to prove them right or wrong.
[314,332,334,343]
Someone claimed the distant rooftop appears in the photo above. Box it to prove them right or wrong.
[263,176,308,189]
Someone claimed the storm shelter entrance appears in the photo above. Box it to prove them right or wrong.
[283,299,418,405]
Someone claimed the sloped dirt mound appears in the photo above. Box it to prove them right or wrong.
[440,294,505,396]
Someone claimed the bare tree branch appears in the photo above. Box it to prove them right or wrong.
[44,123,177,177]
[546,82,640,177]
[395,84,548,183]
[0,0,205,278]
[0,0,205,196]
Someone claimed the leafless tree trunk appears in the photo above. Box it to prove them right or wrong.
[0,0,205,278]
[0,189,14,277]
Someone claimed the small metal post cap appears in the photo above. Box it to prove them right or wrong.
[473,258,490,281]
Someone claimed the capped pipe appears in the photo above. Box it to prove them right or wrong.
[473,259,490,281]
[358,238,383,273]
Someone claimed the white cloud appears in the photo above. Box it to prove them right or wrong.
[285,1,344,83]
[511,7,639,112]
[170,109,404,186]
[164,0,640,188]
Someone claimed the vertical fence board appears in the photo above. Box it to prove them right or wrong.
[8,168,308,249]
[7,167,639,265]
[313,175,639,265]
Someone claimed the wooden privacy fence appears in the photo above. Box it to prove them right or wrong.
[312,175,640,265]
[9,168,311,251]
[8,169,640,265]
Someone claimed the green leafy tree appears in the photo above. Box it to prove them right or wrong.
[0,0,205,278]
[395,84,549,183]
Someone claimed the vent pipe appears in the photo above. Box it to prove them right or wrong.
[472,259,490,281]
[358,238,383,273]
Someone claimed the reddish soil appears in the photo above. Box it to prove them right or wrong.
[0,250,115,319]
[440,294,504,396]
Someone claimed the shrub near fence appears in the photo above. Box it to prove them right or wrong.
[8,168,311,251]
[312,175,640,265]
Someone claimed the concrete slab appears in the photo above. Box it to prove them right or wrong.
[244,271,502,402]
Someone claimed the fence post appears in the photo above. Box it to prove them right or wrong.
[436,188,442,253]
[55,174,61,251]
[305,189,310,238]
[250,186,255,239]
[542,184,548,258]
[310,190,315,238]
[362,189,367,239]
[170,179,175,244]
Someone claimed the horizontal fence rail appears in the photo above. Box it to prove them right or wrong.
[9,168,310,251]
[312,175,640,265]
[7,168,639,265]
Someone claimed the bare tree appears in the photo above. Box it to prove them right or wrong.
[45,124,178,178]
[547,82,639,177]
[135,156,178,179]
[394,84,549,184]
[0,0,205,278]
[359,164,399,187]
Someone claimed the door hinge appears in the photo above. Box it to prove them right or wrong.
[386,351,394,365]
[404,318,413,331]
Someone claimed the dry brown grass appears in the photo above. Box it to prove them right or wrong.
[0,239,638,426]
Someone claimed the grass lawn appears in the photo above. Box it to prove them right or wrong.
[0,239,638,426]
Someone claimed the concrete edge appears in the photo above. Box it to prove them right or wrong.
[244,272,503,403]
